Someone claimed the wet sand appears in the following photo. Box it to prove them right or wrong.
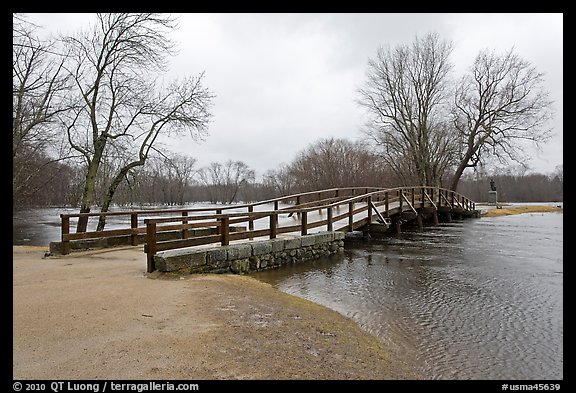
[13,245,419,380]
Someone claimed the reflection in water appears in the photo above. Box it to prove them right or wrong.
[252,213,563,380]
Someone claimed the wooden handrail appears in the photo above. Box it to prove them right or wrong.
[58,186,476,265]
[142,186,476,271]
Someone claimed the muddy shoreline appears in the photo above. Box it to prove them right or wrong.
[13,245,419,380]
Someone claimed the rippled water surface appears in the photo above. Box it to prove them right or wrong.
[252,212,563,380]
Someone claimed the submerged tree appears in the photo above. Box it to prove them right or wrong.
[449,49,553,190]
[358,33,457,187]
[60,13,213,231]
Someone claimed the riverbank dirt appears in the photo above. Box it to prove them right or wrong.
[482,205,562,217]
[13,245,419,380]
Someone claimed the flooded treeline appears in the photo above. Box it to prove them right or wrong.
[13,137,562,210]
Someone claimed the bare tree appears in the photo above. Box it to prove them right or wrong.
[163,153,198,206]
[13,14,74,208]
[262,164,296,197]
[59,13,213,231]
[358,32,457,187]
[287,137,394,191]
[197,162,223,204]
[223,160,255,203]
[197,160,255,204]
[449,48,553,190]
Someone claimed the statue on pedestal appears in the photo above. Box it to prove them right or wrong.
[490,179,497,191]
[488,179,498,205]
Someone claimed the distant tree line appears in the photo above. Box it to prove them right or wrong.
[13,136,562,210]
[456,165,563,203]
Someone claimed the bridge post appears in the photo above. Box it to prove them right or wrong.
[433,210,439,225]
[385,192,389,217]
[327,207,333,231]
[296,196,301,219]
[421,188,425,208]
[146,221,157,273]
[301,211,308,235]
[61,215,70,255]
[274,201,279,224]
[367,196,372,225]
[395,220,401,235]
[348,202,354,231]
[438,188,442,207]
[399,190,403,211]
[131,213,139,245]
[270,213,277,239]
[248,205,254,240]
[411,187,415,207]
[220,216,230,246]
[216,209,222,234]
[180,211,187,240]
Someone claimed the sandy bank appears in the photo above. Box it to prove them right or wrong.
[482,205,562,217]
[13,245,418,380]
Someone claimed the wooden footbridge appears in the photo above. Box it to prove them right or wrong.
[56,186,479,272]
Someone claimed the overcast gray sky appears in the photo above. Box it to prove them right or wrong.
[25,13,563,179]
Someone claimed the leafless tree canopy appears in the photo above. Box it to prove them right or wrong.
[358,33,457,187]
[262,164,296,197]
[449,49,554,190]
[197,160,256,204]
[13,14,74,208]
[359,33,554,191]
[57,13,213,230]
[285,137,394,191]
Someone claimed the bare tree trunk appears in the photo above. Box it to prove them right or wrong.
[76,159,101,232]
[450,160,468,192]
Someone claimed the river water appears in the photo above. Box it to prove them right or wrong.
[13,205,563,379]
[252,210,563,380]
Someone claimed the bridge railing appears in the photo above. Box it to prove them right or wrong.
[142,186,476,272]
[57,186,381,255]
[57,186,475,269]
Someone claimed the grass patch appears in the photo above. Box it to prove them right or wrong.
[483,205,562,217]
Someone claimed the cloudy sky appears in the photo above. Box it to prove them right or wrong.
[25,13,563,179]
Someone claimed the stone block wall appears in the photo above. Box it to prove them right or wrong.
[153,231,345,274]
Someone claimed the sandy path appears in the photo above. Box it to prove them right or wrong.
[13,245,418,380]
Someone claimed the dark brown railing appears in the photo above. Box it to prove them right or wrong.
[140,187,475,272]
[58,186,476,272]
[59,187,382,255]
